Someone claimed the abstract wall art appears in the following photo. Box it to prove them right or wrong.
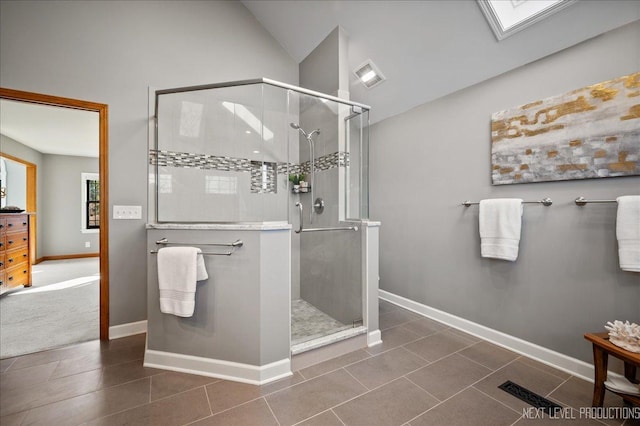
[491,72,640,185]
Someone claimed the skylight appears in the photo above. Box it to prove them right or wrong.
[478,0,577,41]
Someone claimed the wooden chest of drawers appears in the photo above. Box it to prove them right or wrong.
[0,213,32,293]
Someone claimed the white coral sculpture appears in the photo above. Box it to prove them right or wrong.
[605,320,640,353]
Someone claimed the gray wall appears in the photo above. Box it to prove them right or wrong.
[41,154,99,256]
[0,1,298,326]
[370,21,640,363]
[298,27,363,324]
[1,137,99,257]
[3,157,26,209]
[0,135,44,257]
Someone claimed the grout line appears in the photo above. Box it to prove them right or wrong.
[515,355,571,381]
[1,358,17,373]
[455,349,513,372]
[342,367,370,391]
[331,408,347,426]
[263,397,282,426]
[472,385,523,415]
[404,374,442,403]
[545,376,571,398]
[298,350,373,381]
[148,375,153,403]
[510,416,524,425]
[203,383,213,416]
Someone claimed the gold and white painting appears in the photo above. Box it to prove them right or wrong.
[491,72,640,185]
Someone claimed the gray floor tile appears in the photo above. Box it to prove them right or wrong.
[345,347,428,390]
[473,359,566,412]
[379,300,401,314]
[518,356,572,380]
[366,326,422,355]
[300,349,371,380]
[0,368,103,417]
[101,358,164,388]
[21,377,150,425]
[0,358,16,373]
[190,398,279,426]
[0,410,28,426]
[151,371,220,401]
[206,380,264,415]
[88,387,211,426]
[407,353,492,401]
[401,317,448,337]
[379,309,420,330]
[333,377,438,426]
[410,387,520,426]
[265,369,366,425]
[404,330,476,362]
[0,361,58,392]
[458,341,519,370]
[296,409,344,426]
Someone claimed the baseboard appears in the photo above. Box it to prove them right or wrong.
[380,289,602,383]
[144,349,292,385]
[109,320,148,340]
[37,253,100,263]
[368,329,382,347]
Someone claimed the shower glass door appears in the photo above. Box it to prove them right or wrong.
[288,90,365,350]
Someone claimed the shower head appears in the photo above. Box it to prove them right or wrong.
[290,123,320,139]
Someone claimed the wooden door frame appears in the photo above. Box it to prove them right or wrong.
[0,152,37,266]
[0,87,109,340]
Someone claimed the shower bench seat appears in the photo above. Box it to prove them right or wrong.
[584,332,640,407]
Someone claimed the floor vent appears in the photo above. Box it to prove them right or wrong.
[498,380,563,414]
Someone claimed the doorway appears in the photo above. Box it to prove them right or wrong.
[0,87,109,342]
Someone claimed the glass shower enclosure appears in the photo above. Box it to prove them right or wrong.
[150,78,371,354]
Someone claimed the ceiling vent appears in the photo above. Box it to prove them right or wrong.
[354,60,386,89]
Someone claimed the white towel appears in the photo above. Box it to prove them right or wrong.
[157,247,208,317]
[479,198,523,261]
[616,196,640,272]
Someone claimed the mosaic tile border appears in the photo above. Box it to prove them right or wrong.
[150,150,349,175]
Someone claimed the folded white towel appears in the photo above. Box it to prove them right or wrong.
[157,247,208,317]
[616,196,640,272]
[479,198,523,261]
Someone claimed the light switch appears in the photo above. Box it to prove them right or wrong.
[113,205,142,219]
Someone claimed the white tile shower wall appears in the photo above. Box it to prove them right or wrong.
[151,149,348,222]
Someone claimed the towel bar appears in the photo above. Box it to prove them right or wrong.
[574,197,617,206]
[301,226,359,232]
[149,250,233,256]
[155,238,243,248]
[462,198,552,207]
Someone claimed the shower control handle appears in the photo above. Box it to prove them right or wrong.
[295,202,303,234]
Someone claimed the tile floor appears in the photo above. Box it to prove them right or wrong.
[291,299,352,346]
[0,300,637,425]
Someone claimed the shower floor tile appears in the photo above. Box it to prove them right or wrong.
[291,299,352,345]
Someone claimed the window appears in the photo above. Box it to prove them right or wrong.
[81,172,99,233]
[86,179,100,229]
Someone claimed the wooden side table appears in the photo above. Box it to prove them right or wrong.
[584,332,640,407]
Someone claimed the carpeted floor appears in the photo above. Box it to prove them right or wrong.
[0,258,100,359]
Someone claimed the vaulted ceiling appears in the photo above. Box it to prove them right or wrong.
[242,0,640,123]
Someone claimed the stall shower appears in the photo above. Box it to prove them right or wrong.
[145,78,379,384]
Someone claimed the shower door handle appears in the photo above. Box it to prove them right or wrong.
[295,202,303,234]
